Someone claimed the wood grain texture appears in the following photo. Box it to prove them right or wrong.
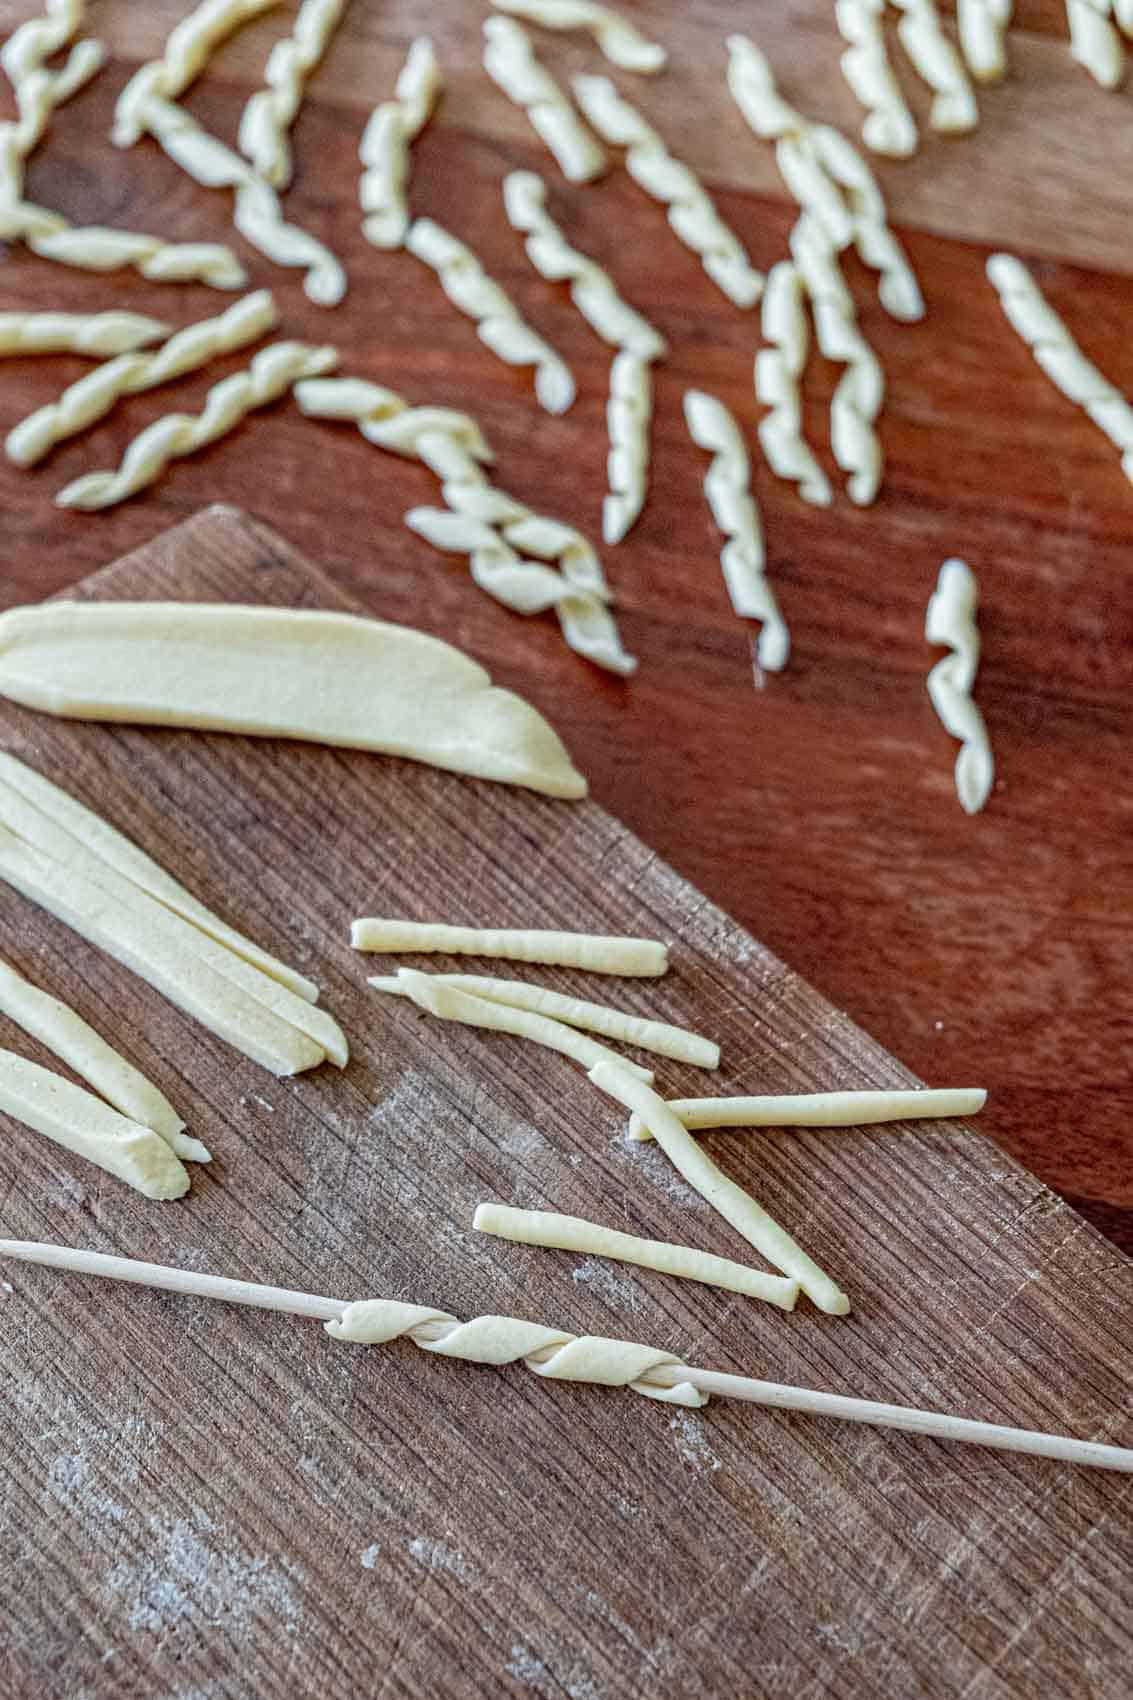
[0,504,1131,1700]
[0,0,1129,1271]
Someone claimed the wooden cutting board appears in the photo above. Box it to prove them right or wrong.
[1,506,1130,1700]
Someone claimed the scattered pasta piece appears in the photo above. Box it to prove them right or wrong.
[957,0,1013,80]
[54,341,337,510]
[406,217,574,414]
[369,969,716,1065]
[112,0,282,146]
[0,955,208,1163]
[683,389,789,671]
[893,0,978,131]
[490,0,667,73]
[0,310,169,357]
[628,1087,987,1141]
[755,260,832,508]
[836,0,918,156]
[926,558,994,815]
[573,74,763,308]
[358,36,440,250]
[353,920,667,975]
[603,351,652,544]
[1065,0,1124,86]
[238,0,346,187]
[474,1203,799,1307]
[0,1049,190,1199]
[8,289,277,467]
[589,1061,850,1315]
[484,16,605,183]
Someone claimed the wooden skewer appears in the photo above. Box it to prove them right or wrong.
[3,1238,1131,1472]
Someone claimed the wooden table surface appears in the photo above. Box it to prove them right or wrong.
[1,0,1131,1264]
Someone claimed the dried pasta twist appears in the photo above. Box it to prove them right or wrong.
[327,1300,705,1406]
[358,36,440,250]
[956,0,1013,82]
[985,252,1133,472]
[683,389,789,671]
[405,216,574,414]
[892,0,978,131]
[835,0,918,156]
[112,0,281,147]
[7,290,277,467]
[0,310,169,357]
[1065,0,1124,86]
[754,260,832,508]
[0,0,103,154]
[484,16,605,183]
[238,0,347,187]
[490,0,667,73]
[572,74,764,308]
[925,558,993,814]
[54,341,337,511]
[790,214,884,505]
[603,350,651,544]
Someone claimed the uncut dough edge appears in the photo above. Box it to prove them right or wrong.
[0,602,588,800]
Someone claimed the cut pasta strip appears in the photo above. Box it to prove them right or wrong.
[836,0,918,156]
[393,970,653,1082]
[0,310,169,357]
[353,919,667,976]
[474,1203,799,1307]
[491,0,667,72]
[755,261,831,508]
[7,289,277,468]
[1065,0,1124,86]
[628,1087,987,1141]
[484,16,605,183]
[604,351,652,544]
[957,0,1013,80]
[368,969,716,1065]
[683,389,789,671]
[590,1062,849,1315]
[238,0,347,188]
[0,955,207,1163]
[925,558,994,815]
[359,36,440,250]
[0,1048,189,1199]
[893,0,978,132]
[572,74,763,308]
[55,342,338,510]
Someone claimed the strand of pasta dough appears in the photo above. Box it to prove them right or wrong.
[957,0,1013,80]
[353,920,667,975]
[892,0,979,130]
[0,955,208,1163]
[405,217,574,413]
[986,251,1133,474]
[295,377,635,673]
[725,35,923,322]
[603,351,652,544]
[1065,0,1124,86]
[484,17,605,183]
[474,1203,799,1307]
[791,214,883,505]
[572,75,763,308]
[112,0,282,146]
[925,558,994,815]
[590,1061,850,1315]
[491,0,666,73]
[368,969,717,1065]
[835,0,918,156]
[238,0,347,187]
[7,289,278,468]
[628,1087,987,1141]
[359,36,440,250]
[0,1051,190,1199]
[55,341,337,510]
[755,260,831,508]
[683,389,789,671]
[0,311,169,357]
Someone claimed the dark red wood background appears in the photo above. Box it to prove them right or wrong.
[0,0,1129,1254]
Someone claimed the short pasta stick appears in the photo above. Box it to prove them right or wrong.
[359,37,440,250]
[628,1087,987,1141]
[474,1203,800,1307]
[926,558,994,815]
[0,310,169,357]
[483,16,606,183]
[368,968,717,1065]
[352,919,667,976]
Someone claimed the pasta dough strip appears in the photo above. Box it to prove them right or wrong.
[484,17,606,183]
[112,0,282,146]
[755,261,832,508]
[1065,0,1124,86]
[572,74,763,308]
[0,310,169,357]
[957,0,1013,80]
[474,1202,799,1307]
[490,1,667,73]
[368,968,716,1065]
[0,1050,189,1199]
[0,956,207,1163]
[55,342,338,510]
[359,37,440,250]
[925,558,994,815]
[683,389,789,671]
[836,0,918,156]
[628,1087,987,1141]
[353,920,667,976]
[892,0,978,131]
[7,289,278,468]
[589,1061,850,1315]
[238,0,346,188]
